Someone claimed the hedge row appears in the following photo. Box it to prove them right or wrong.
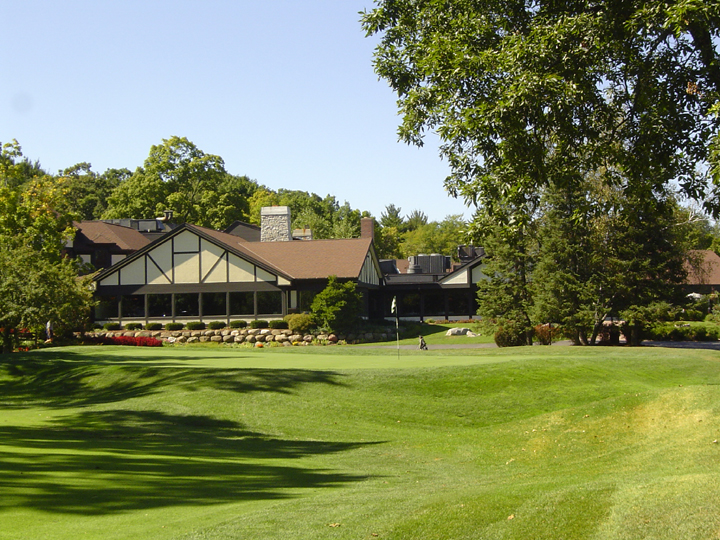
[647,323,720,342]
[99,320,283,331]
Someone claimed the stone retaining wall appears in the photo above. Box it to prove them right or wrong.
[84,328,395,346]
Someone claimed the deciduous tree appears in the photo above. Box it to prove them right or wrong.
[363,1,719,217]
[0,148,94,352]
[104,137,257,228]
[60,163,130,220]
[0,245,94,353]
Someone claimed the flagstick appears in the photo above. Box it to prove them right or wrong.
[392,296,399,361]
[396,314,400,361]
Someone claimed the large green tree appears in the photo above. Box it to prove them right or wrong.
[104,137,257,228]
[59,163,130,220]
[401,214,467,257]
[0,151,94,352]
[380,204,404,230]
[362,1,720,216]
[0,139,45,189]
[364,0,718,342]
[0,177,76,263]
[0,245,94,353]
[474,202,537,346]
[530,173,687,345]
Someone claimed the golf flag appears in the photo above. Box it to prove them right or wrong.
[392,296,399,358]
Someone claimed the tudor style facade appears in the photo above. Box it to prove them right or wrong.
[93,220,383,324]
[90,206,488,325]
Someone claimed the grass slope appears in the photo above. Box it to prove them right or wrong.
[1,345,719,539]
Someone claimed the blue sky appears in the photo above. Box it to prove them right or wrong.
[0,0,472,222]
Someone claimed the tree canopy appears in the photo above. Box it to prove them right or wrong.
[362,1,720,217]
[103,137,257,229]
[59,163,130,221]
[364,0,720,342]
[0,144,94,352]
[0,245,94,353]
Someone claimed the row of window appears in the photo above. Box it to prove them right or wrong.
[383,290,474,317]
[96,291,283,320]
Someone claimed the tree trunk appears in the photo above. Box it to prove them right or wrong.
[1,327,13,354]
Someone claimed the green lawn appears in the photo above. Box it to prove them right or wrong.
[1,344,720,539]
[365,320,495,347]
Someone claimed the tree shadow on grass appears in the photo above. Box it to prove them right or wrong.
[0,353,347,410]
[0,409,377,515]
[0,351,376,515]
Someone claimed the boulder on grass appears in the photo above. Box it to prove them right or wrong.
[446,327,472,336]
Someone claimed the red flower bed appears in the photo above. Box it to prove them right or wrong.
[85,335,163,347]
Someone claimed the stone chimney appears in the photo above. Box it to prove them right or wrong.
[261,206,292,242]
[360,217,375,241]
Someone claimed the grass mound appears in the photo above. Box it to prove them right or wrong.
[1,346,719,539]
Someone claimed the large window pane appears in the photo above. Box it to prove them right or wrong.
[257,291,282,314]
[121,295,145,318]
[447,290,471,316]
[95,295,119,319]
[148,294,172,318]
[399,292,420,316]
[202,292,227,317]
[229,292,254,315]
[175,293,199,317]
[423,291,445,317]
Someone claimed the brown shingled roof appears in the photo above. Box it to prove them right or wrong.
[686,250,720,286]
[191,224,373,280]
[245,237,374,280]
[74,221,151,252]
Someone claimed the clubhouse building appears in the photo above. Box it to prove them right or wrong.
[80,207,487,326]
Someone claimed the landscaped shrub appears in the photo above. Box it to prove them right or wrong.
[285,313,316,334]
[310,275,362,333]
[494,321,529,347]
[706,304,720,323]
[646,322,720,342]
[208,321,226,330]
[533,324,561,345]
[229,320,247,329]
[268,320,288,330]
[125,323,143,331]
[103,322,121,331]
[186,321,206,330]
[250,320,269,329]
[706,326,720,341]
[166,322,184,331]
[683,308,705,322]
[668,326,689,341]
[689,325,708,341]
[146,323,163,331]
[84,335,162,347]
